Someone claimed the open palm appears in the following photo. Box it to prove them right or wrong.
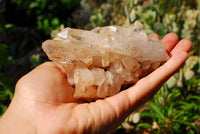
[0,33,192,134]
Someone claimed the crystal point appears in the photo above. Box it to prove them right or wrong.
[42,21,169,101]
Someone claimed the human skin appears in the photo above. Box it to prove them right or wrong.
[0,33,192,134]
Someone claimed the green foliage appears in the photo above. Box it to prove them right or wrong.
[30,54,40,67]
[0,44,8,67]
[0,11,14,116]
[10,0,81,35]
[88,0,200,48]
[0,44,14,117]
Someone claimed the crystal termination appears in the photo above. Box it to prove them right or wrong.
[42,21,169,101]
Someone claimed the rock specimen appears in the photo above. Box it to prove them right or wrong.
[42,21,169,101]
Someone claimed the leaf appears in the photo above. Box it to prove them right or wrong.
[0,104,7,117]
[166,76,177,89]
[174,120,199,132]
[137,123,152,129]
[30,54,40,67]
[186,95,200,101]
[173,110,188,120]
[154,22,165,38]
[0,72,14,92]
[51,18,60,26]
[129,9,136,22]
[150,102,166,120]
[174,100,188,106]
[29,2,39,9]
[167,89,181,101]
[184,69,195,80]
[0,44,8,67]
[43,19,50,30]
[167,104,175,116]
[140,112,158,119]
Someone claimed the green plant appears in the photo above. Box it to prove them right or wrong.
[0,11,14,116]
[0,44,14,117]
[10,0,81,35]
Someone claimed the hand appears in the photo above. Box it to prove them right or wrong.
[0,33,192,134]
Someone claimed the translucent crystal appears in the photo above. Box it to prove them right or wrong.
[42,21,169,101]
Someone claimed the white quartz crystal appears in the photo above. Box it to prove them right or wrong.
[42,21,169,101]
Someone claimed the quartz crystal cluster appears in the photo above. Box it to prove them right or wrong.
[42,21,169,101]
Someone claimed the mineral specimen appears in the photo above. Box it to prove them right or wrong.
[42,21,169,101]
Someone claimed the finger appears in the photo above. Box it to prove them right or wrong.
[126,51,188,106]
[127,38,192,105]
[149,33,160,40]
[170,39,192,55]
[104,48,189,127]
[162,33,179,53]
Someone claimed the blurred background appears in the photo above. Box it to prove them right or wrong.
[0,0,200,133]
